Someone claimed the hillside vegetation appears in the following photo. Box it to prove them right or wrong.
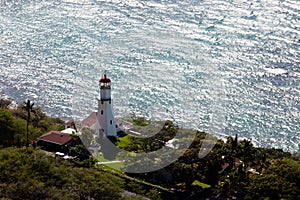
[0,99,299,199]
[108,117,300,199]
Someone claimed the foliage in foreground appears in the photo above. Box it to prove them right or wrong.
[0,147,125,200]
[1,100,299,200]
[0,105,64,148]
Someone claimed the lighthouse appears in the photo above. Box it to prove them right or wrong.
[98,74,117,137]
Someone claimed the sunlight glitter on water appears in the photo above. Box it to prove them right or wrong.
[0,0,299,152]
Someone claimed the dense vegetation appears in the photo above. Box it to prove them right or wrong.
[0,147,126,200]
[0,98,299,199]
[0,99,64,148]
[0,99,159,199]
[111,117,300,199]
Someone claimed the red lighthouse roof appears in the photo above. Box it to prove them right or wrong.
[99,74,111,83]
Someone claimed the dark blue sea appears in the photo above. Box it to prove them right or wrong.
[0,0,299,152]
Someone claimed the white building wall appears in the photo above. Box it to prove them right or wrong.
[100,88,111,100]
[98,100,117,137]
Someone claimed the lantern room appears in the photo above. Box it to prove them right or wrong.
[99,74,112,100]
[99,74,111,89]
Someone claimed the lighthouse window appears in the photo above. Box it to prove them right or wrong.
[110,120,112,125]
[101,110,103,115]
[109,100,111,104]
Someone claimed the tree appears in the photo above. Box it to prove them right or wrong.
[38,117,65,132]
[245,174,298,199]
[66,168,124,199]
[23,100,34,147]
[0,98,12,109]
[239,139,254,166]
[226,134,239,156]
[0,108,42,147]
[0,147,125,200]
[0,109,15,147]
[30,106,46,127]
[13,118,27,146]
[241,157,300,200]
[265,158,300,188]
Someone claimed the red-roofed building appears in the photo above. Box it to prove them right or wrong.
[82,112,98,129]
[80,74,133,139]
[37,131,73,153]
[81,111,132,137]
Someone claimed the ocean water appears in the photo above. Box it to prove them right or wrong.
[0,0,299,152]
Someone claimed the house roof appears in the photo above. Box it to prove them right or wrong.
[82,111,98,127]
[81,112,133,131]
[38,131,72,145]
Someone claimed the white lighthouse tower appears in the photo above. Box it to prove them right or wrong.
[98,74,117,137]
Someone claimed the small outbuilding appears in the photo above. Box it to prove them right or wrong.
[37,131,73,153]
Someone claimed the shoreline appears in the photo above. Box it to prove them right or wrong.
[1,95,299,154]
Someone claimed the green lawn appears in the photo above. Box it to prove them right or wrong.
[95,152,124,172]
[96,152,109,162]
[192,180,211,189]
[117,134,132,148]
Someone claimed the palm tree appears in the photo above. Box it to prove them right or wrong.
[226,134,238,154]
[24,100,34,147]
